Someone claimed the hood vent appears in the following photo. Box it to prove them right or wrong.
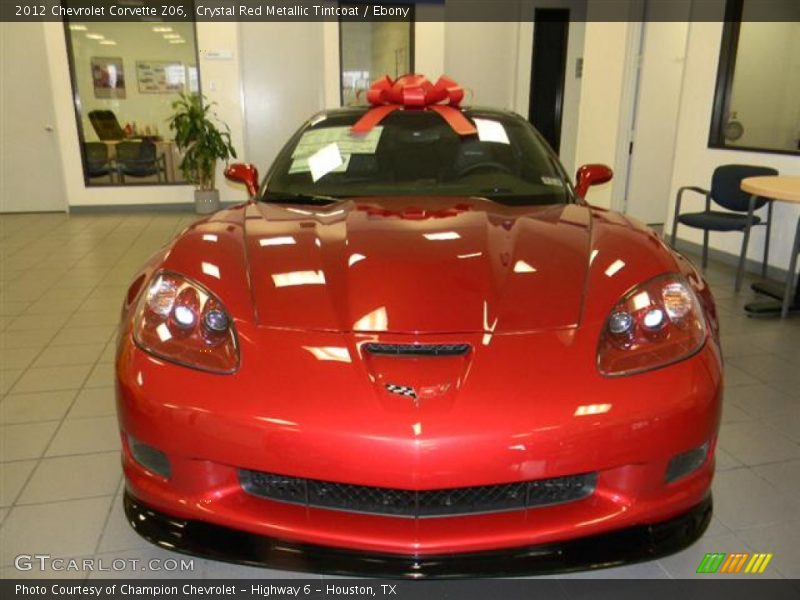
[363,343,471,357]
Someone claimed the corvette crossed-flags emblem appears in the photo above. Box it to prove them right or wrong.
[384,383,417,400]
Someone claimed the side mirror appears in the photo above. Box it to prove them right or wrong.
[224,163,259,198]
[575,164,613,200]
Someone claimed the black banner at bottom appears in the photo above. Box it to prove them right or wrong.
[3,580,800,600]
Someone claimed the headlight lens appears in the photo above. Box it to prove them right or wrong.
[133,271,239,374]
[597,274,707,376]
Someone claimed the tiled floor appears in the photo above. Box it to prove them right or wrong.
[1,211,799,580]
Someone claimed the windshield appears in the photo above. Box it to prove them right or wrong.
[264,110,574,206]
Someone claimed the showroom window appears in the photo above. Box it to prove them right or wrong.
[339,4,414,106]
[64,20,201,186]
[709,0,800,155]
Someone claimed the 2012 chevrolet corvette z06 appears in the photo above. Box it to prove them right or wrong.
[116,75,722,578]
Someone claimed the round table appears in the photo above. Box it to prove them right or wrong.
[741,176,800,318]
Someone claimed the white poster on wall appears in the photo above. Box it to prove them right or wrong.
[136,60,186,94]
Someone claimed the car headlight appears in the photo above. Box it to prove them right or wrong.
[132,271,239,374]
[597,274,707,377]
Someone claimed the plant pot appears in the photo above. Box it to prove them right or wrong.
[194,189,220,214]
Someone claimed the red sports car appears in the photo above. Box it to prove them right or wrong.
[117,76,722,577]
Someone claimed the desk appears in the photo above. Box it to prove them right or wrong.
[156,140,182,182]
[741,176,800,318]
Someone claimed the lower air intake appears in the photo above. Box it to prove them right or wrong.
[239,470,597,518]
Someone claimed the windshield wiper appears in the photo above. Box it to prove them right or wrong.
[262,191,341,205]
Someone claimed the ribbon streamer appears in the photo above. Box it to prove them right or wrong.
[351,74,478,137]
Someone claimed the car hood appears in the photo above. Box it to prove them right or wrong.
[242,197,591,333]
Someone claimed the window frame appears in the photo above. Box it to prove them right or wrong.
[62,17,204,188]
[708,0,800,156]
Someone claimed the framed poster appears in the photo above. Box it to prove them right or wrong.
[136,60,186,94]
[91,57,126,99]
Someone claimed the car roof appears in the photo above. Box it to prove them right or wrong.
[314,105,523,122]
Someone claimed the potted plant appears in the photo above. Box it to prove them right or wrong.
[169,93,237,214]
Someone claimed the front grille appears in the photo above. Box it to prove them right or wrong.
[363,343,471,357]
[240,470,597,518]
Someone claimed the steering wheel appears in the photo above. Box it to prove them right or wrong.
[454,161,513,178]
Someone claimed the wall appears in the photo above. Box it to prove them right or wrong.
[444,22,519,109]
[322,22,341,109]
[624,17,690,224]
[0,22,68,212]
[414,15,445,79]
[240,22,326,175]
[572,20,635,209]
[666,21,800,268]
[196,22,246,197]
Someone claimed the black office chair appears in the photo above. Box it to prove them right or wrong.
[116,141,166,183]
[83,142,114,182]
[88,110,125,141]
[670,164,778,291]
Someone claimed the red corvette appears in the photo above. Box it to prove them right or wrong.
[117,76,722,577]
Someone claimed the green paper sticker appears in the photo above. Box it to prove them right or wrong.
[292,126,384,159]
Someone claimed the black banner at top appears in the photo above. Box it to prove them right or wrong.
[1,0,799,22]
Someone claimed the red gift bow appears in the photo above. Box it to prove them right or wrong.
[351,74,478,136]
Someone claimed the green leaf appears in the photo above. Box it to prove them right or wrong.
[168,93,237,190]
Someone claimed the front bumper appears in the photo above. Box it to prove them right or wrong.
[117,326,721,560]
[124,491,711,578]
